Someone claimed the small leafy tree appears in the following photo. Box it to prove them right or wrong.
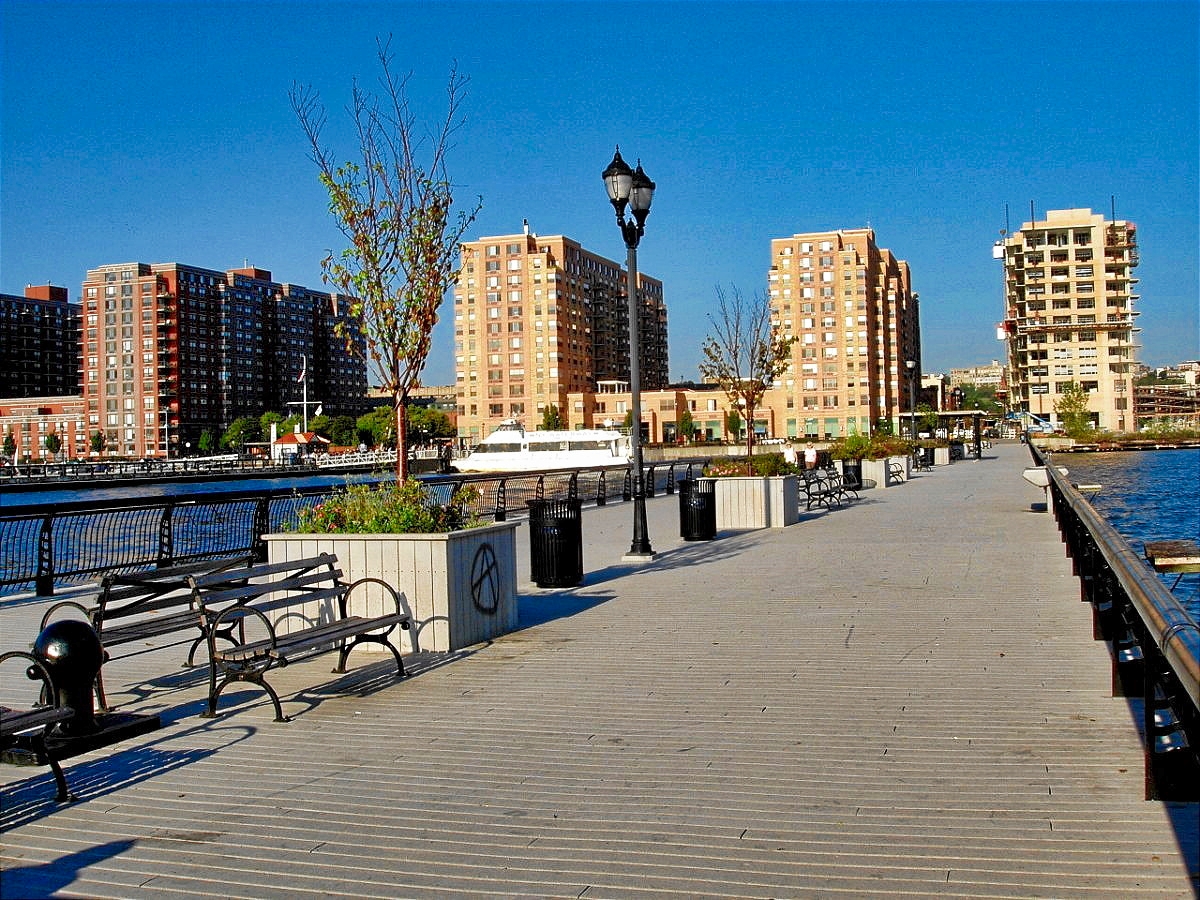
[198,429,217,455]
[260,411,284,440]
[222,416,262,451]
[541,404,563,431]
[328,415,359,446]
[44,431,62,459]
[1055,381,1093,438]
[357,406,395,448]
[2,430,15,459]
[678,409,695,443]
[725,409,742,442]
[292,39,481,480]
[90,430,105,454]
[699,285,795,473]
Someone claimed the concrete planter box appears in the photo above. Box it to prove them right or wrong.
[934,447,951,466]
[708,475,799,529]
[861,458,894,488]
[263,521,519,653]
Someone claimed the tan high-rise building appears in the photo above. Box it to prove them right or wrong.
[454,225,667,444]
[1000,208,1139,432]
[764,228,921,439]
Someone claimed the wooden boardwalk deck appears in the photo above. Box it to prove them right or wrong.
[2,443,1197,898]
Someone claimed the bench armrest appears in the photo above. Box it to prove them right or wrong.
[39,600,95,631]
[340,576,407,622]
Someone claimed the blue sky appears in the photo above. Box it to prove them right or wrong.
[3,1,1197,386]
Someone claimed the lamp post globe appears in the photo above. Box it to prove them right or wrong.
[602,146,655,560]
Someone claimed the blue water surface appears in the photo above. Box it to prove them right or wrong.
[1057,448,1200,616]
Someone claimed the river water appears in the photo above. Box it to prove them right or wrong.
[1055,448,1200,618]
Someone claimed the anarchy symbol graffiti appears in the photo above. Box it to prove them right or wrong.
[470,542,501,614]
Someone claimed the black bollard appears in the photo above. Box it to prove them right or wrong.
[33,620,105,736]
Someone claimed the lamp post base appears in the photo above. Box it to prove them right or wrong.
[621,549,658,562]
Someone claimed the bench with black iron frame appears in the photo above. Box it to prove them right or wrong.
[0,651,76,802]
[189,554,415,722]
[38,557,253,712]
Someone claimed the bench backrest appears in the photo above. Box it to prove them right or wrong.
[94,556,254,634]
[188,553,348,618]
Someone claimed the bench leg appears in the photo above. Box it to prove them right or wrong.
[202,671,289,723]
[45,753,75,803]
[334,635,406,679]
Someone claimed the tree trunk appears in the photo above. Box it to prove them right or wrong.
[394,396,409,481]
[744,401,755,475]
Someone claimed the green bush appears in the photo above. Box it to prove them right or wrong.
[703,452,799,477]
[291,479,482,534]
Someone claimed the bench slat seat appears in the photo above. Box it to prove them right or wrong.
[0,651,76,802]
[191,553,415,722]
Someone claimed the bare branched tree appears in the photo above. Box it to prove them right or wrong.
[291,38,481,480]
[699,285,795,473]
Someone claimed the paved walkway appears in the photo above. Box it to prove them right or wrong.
[2,443,1197,898]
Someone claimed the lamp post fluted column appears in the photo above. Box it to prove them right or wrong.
[906,359,918,439]
[603,147,655,559]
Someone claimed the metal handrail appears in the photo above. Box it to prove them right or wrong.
[1,459,709,597]
[1031,443,1199,799]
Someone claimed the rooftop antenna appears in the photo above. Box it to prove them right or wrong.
[1029,200,1036,225]
[1111,194,1116,221]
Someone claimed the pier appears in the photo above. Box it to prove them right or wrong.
[2,443,1197,897]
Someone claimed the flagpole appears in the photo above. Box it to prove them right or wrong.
[301,355,308,432]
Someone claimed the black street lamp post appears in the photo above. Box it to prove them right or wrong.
[603,147,656,559]
[906,359,918,439]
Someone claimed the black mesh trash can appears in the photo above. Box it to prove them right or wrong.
[841,459,863,489]
[678,479,716,541]
[527,498,583,588]
[920,446,935,468]
[949,440,965,461]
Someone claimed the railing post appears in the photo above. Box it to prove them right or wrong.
[252,497,271,562]
[494,479,506,522]
[665,464,676,495]
[568,472,579,501]
[157,502,175,568]
[35,513,55,597]
[622,468,632,501]
[596,470,607,506]
[645,465,656,498]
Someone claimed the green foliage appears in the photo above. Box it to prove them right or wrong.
[291,40,481,479]
[2,431,16,458]
[89,430,105,454]
[407,405,455,443]
[43,432,61,456]
[291,479,482,534]
[704,452,798,477]
[829,433,912,460]
[678,410,695,441]
[874,418,894,436]
[357,406,396,448]
[1054,381,1093,439]
[222,416,262,450]
[198,429,218,454]
[917,404,939,433]
[541,404,563,431]
[725,409,742,439]
[260,411,284,438]
[829,433,871,460]
[327,415,359,446]
[958,383,1004,414]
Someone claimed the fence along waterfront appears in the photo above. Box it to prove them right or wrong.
[1035,444,1200,800]
[0,462,704,597]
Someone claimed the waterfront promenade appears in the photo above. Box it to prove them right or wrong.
[2,443,1197,898]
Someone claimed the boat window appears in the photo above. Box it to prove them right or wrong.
[568,440,609,451]
[529,441,566,451]
[476,441,522,453]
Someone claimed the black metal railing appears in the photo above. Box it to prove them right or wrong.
[1031,444,1200,800]
[0,460,708,597]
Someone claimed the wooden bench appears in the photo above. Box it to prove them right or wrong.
[188,554,416,722]
[39,557,254,711]
[888,460,906,483]
[0,651,76,802]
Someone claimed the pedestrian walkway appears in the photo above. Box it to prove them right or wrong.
[2,444,1197,898]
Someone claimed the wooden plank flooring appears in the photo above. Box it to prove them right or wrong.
[2,443,1197,898]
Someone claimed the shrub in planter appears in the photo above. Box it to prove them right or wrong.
[292,479,483,534]
[703,452,798,478]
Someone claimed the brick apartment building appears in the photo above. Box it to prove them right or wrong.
[454,225,668,444]
[79,262,366,458]
[0,285,80,398]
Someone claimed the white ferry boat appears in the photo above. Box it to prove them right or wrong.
[454,421,632,473]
